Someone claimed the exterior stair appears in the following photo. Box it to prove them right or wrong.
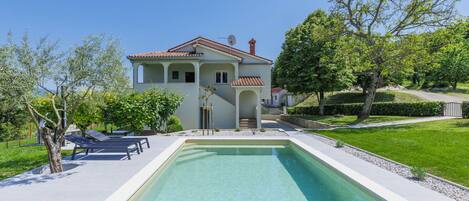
[176,151,216,164]
[239,118,257,129]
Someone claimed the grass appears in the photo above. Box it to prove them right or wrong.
[296,90,424,107]
[296,115,415,125]
[0,138,72,180]
[315,119,469,187]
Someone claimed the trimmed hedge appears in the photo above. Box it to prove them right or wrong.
[463,101,469,119]
[289,102,445,117]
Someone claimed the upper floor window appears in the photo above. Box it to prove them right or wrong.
[172,71,179,80]
[216,71,228,84]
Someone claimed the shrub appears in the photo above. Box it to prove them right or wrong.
[260,128,266,132]
[0,122,17,148]
[335,140,344,148]
[289,102,445,117]
[234,128,240,132]
[214,128,220,132]
[463,101,469,119]
[103,89,183,134]
[410,166,427,180]
[166,115,183,133]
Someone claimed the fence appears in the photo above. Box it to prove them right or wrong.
[443,102,462,117]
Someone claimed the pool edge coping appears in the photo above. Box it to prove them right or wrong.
[105,136,406,201]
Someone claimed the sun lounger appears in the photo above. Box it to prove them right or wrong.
[65,134,140,160]
[85,130,150,152]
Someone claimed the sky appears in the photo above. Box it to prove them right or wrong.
[1,0,468,78]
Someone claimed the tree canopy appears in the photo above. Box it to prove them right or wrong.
[0,33,129,172]
[275,10,354,114]
[329,0,458,121]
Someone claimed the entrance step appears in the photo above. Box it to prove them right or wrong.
[239,118,257,129]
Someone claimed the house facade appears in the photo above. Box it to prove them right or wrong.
[128,37,272,129]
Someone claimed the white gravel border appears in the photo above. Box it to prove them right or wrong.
[309,133,469,201]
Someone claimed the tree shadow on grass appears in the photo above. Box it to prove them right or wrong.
[455,122,469,127]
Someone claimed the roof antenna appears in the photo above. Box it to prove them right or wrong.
[217,34,237,46]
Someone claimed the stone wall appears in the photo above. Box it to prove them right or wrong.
[280,115,333,129]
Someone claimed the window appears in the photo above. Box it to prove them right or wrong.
[215,72,228,84]
[172,71,179,80]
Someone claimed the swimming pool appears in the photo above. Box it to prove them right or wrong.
[128,139,386,201]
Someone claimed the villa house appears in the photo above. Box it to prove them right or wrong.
[128,37,272,129]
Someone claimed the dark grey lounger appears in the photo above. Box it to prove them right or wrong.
[65,134,140,160]
[85,130,150,152]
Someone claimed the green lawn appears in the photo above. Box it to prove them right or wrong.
[297,115,415,125]
[296,90,424,107]
[315,119,469,187]
[0,138,71,180]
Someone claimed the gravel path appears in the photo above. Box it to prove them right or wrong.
[401,90,467,103]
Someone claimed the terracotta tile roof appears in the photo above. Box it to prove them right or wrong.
[127,51,202,59]
[169,37,273,64]
[271,87,283,93]
[231,76,264,87]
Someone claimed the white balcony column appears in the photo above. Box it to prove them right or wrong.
[256,89,262,129]
[162,62,170,84]
[235,89,240,128]
[132,62,141,86]
[232,62,239,80]
[193,62,200,85]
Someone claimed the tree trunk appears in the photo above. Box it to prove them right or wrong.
[41,128,63,173]
[318,91,326,116]
[356,72,379,123]
[452,82,457,90]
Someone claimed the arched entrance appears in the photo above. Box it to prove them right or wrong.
[239,90,257,118]
[235,88,262,128]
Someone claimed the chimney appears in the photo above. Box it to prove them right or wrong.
[248,38,256,55]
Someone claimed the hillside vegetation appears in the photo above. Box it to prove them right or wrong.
[296,90,424,107]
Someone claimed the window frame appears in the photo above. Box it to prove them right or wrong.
[215,71,229,84]
[172,71,179,80]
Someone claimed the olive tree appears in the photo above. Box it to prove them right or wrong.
[0,34,129,173]
[331,0,458,122]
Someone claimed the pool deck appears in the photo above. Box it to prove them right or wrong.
[0,133,454,201]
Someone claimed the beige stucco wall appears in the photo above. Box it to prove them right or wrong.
[168,63,195,83]
[239,90,257,118]
[196,46,239,62]
[239,64,271,99]
[200,87,236,128]
[200,63,236,104]
[143,64,164,83]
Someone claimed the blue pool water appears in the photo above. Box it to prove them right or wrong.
[131,143,382,201]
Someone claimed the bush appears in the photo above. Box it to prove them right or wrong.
[410,166,427,180]
[166,115,183,133]
[234,128,240,132]
[335,140,344,148]
[103,89,183,134]
[259,128,266,132]
[463,101,469,119]
[289,102,445,117]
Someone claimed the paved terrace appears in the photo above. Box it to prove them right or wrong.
[0,134,453,201]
